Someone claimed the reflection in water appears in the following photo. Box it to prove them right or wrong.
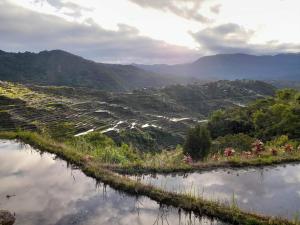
[131,164,300,219]
[0,140,227,225]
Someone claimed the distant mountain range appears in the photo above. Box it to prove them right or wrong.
[136,53,300,81]
[0,50,172,91]
[0,50,299,91]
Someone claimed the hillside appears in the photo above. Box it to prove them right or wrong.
[207,88,300,141]
[0,80,275,150]
[137,53,300,81]
[0,50,172,91]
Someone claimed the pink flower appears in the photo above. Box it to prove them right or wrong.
[183,154,193,164]
[224,148,235,157]
[284,144,293,153]
[252,140,265,155]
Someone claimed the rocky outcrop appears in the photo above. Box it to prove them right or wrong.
[0,210,15,225]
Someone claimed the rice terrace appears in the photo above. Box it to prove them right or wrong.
[0,0,300,225]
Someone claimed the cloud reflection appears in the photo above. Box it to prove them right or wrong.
[0,140,226,225]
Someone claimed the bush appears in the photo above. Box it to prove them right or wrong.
[267,135,289,147]
[212,133,255,152]
[207,89,300,141]
[183,125,211,160]
[208,109,254,138]
[266,135,299,149]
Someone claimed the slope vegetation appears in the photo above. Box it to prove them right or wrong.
[0,50,171,91]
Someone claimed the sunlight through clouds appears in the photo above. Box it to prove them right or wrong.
[2,0,300,63]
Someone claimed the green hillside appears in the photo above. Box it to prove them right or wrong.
[0,50,171,91]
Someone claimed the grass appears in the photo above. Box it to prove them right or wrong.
[108,149,300,175]
[0,82,46,103]
[0,130,297,225]
[65,132,300,175]
[0,81,72,110]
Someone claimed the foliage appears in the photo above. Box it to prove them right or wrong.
[267,135,289,147]
[0,82,42,99]
[208,89,300,141]
[142,146,186,168]
[68,131,140,164]
[0,80,276,151]
[208,109,254,138]
[0,50,170,91]
[212,133,255,152]
[45,122,76,141]
[183,125,212,160]
[114,128,183,152]
[115,129,157,152]
[0,131,294,225]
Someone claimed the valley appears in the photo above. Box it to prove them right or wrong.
[0,77,299,224]
[1,1,300,224]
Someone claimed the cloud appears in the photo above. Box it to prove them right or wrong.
[0,0,198,64]
[190,23,300,55]
[33,0,93,18]
[210,4,221,14]
[129,0,211,23]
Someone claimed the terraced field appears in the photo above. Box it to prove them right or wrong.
[0,80,275,150]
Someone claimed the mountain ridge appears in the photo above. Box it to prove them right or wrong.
[136,53,300,81]
[0,49,173,91]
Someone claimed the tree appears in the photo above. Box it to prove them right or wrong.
[183,125,211,160]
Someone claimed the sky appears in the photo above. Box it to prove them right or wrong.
[0,0,299,64]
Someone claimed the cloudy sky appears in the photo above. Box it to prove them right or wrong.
[1,0,300,64]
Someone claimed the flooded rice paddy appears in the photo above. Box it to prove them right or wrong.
[131,164,300,220]
[0,140,227,225]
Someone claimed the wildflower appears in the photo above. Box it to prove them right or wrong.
[284,144,293,153]
[183,154,193,164]
[224,148,235,157]
[270,148,278,156]
[252,140,265,155]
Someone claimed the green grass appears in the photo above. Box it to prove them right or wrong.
[0,82,47,103]
[0,130,297,225]
[107,149,300,175]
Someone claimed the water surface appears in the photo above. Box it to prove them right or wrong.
[0,140,228,225]
[131,165,300,219]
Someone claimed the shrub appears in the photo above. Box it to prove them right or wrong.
[267,135,289,147]
[212,133,255,152]
[79,132,115,148]
[183,125,211,160]
[207,89,300,141]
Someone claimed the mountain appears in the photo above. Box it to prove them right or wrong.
[0,50,172,91]
[136,53,300,81]
[2,50,298,91]
[266,80,300,90]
